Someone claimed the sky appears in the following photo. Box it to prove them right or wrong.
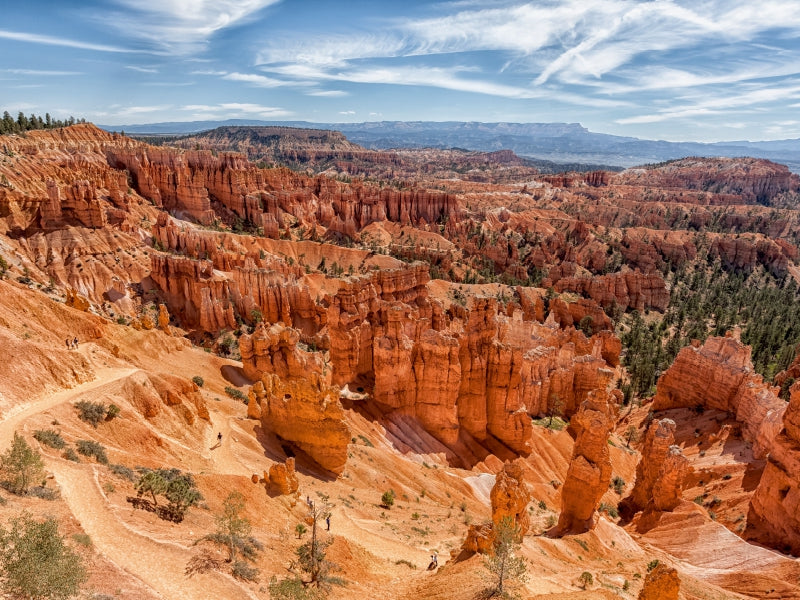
[2,0,800,142]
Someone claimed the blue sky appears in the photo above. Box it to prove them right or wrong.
[2,0,800,142]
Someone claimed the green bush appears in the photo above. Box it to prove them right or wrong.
[224,386,247,402]
[74,401,107,428]
[105,404,121,421]
[647,559,660,572]
[231,560,259,582]
[33,429,66,450]
[192,375,204,387]
[612,476,626,495]
[0,513,87,600]
[1,433,45,495]
[109,463,136,481]
[75,440,109,465]
[381,489,395,508]
[62,447,80,462]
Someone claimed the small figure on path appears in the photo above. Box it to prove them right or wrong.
[65,338,71,350]
[427,552,438,570]
[73,336,79,349]
[326,514,331,531]
[217,432,222,443]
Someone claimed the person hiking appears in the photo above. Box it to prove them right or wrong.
[326,514,331,531]
[73,336,78,349]
[217,432,222,443]
[65,338,71,350]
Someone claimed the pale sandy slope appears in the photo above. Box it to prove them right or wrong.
[0,364,258,600]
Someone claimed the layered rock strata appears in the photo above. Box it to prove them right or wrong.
[747,384,800,555]
[653,335,786,458]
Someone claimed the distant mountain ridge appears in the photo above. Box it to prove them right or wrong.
[100,119,800,172]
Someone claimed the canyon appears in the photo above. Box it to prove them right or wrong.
[0,123,799,599]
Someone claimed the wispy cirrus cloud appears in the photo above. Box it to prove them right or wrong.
[181,102,291,119]
[2,68,83,76]
[0,29,131,53]
[125,66,159,74]
[253,0,800,115]
[98,0,281,54]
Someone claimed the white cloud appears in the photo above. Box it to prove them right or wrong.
[339,110,356,115]
[180,103,291,119]
[222,72,288,87]
[125,66,159,74]
[100,0,281,54]
[306,90,348,97]
[0,29,131,53]
[2,69,83,76]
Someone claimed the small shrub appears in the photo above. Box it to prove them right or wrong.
[579,571,593,589]
[357,434,374,448]
[411,512,420,520]
[72,533,92,547]
[103,482,115,494]
[27,485,59,500]
[76,440,109,465]
[75,400,107,428]
[105,404,121,421]
[395,559,416,569]
[192,375,204,387]
[612,475,626,495]
[62,447,80,462]
[646,559,660,572]
[33,429,66,450]
[381,489,396,508]
[231,560,259,582]
[109,463,136,481]
[224,386,247,402]
[295,523,307,538]
[538,499,547,511]
[546,515,557,528]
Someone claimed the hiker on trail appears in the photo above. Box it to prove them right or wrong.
[217,432,222,443]
[73,336,78,349]
[326,514,331,531]
[65,338,70,350]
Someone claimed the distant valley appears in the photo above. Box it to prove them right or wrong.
[104,119,800,173]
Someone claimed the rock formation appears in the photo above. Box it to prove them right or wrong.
[628,419,690,512]
[461,459,532,554]
[747,383,800,555]
[638,563,681,600]
[653,335,786,458]
[489,459,533,538]
[268,457,299,496]
[256,372,350,474]
[556,388,619,534]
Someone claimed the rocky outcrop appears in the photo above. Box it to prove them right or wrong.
[256,372,349,474]
[747,383,800,555]
[615,157,800,206]
[630,419,678,510]
[653,335,786,458]
[239,322,326,383]
[638,563,681,600]
[556,388,619,534]
[461,459,532,555]
[628,419,691,512]
[489,459,532,537]
[268,457,299,496]
[553,269,669,312]
[651,446,691,512]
